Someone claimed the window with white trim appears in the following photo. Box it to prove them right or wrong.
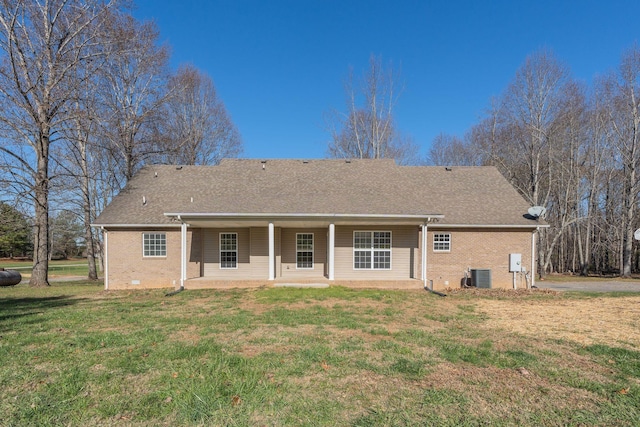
[433,233,451,252]
[296,233,314,269]
[143,233,166,257]
[354,231,391,270]
[220,233,237,269]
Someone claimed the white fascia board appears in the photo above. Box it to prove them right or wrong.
[90,223,182,228]
[429,223,550,229]
[164,212,445,221]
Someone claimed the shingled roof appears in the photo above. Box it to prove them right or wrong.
[93,159,540,227]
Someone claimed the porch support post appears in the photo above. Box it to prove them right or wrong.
[102,228,108,291]
[268,222,275,280]
[180,222,187,288]
[531,228,537,289]
[421,223,428,288]
[328,223,335,280]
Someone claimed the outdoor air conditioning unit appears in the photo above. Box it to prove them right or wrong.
[471,269,492,288]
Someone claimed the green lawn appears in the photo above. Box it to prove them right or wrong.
[0,259,90,277]
[0,283,638,426]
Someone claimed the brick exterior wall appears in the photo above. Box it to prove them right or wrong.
[424,228,533,290]
[104,226,533,291]
[105,228,200,290]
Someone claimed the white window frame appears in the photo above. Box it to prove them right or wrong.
[219,232,238,269]
[433,233,451,252]
[296,233,314,269]
[142,232,166,257]
[353,231,392,270]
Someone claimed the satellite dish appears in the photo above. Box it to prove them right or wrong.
[528,206,547,218]
[634,228,640,241]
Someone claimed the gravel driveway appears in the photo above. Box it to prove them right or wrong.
[537,280,640,292]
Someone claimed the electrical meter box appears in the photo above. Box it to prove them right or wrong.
[509,253,522,272]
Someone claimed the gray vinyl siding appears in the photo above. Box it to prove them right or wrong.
[275,227,281,278]
[189,228,202,278]
[203,228,250,278]
[334,225,418,280]
[200,225,418,280]
[249,227,269,279]
[280,228,327,278]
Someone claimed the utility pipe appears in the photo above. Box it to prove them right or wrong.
[167,219,187,297]
[422,220,446,297]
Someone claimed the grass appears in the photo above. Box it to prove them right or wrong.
[0,283,638,426]
[0,258,90,277]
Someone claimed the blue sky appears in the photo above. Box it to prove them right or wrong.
[133,0,640,160]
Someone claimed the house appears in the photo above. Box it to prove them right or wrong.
[92,159,545,291]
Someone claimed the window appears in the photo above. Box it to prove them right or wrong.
[354,231,391,270]
[296,233,314,269]
[220,233,237,269]
[433,233,451,252]
[143,233,166,257]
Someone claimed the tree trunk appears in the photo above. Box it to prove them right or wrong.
[622,205,634,277]
[84,193,98,280]
[96,238,103,273]
[81,138,98,280]
[30,133,50,287]
[537,228,546,279]
[577,221,588,276]
[621,123,638,277]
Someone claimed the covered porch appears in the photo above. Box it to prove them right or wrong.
[167,212,444,288]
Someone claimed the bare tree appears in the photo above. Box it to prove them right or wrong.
[98,13,169,183]
[56,67,102,279]
[428,133,479,166]
[326,55,420,165]
[0,0,117,287]
[432,48,640,277]
[544,80,588,274]
[459,51,578,277]
[486,50,573,277]
[500,50,571,207]
[162,64,242,165]
[600,46,640,277]
[572,82,613,275]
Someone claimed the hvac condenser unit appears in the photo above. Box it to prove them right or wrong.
[471,269,492,288]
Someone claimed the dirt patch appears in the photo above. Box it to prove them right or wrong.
[167,324,201,344]
[474,296,640,350]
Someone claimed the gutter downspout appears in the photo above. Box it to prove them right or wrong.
[422,220,446,297]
